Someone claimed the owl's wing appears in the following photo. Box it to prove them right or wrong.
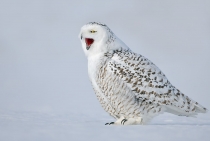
[107,49,207,116]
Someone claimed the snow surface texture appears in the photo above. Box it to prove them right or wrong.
[0,0,210,141]
[0,110,209,141]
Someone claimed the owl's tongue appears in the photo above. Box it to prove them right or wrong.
[85,38,94,49]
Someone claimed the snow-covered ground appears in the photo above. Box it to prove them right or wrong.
[0,0,210,141]
[0,110,209,141]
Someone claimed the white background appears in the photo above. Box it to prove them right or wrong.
[0,0,210,140]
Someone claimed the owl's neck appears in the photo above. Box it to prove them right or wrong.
[87,53,108,82]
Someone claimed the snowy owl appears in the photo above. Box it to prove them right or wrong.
[79,22,207,125]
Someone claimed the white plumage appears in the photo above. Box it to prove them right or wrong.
[79,22,207,125]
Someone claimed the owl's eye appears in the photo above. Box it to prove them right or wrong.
[90,30,97,33]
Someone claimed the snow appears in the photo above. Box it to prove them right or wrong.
[0,0,210,141]
[0,110,209,141]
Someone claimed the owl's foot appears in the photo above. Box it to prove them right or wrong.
[121,119,127,125]
[114,117,143,125]
[105,122,114,125]
[105,117,143,125]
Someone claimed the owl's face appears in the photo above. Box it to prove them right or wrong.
[79,22,129,58]
[79,23,111,57]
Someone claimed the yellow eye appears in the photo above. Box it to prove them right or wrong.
[90,30,97,33]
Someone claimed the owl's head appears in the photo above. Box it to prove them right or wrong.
[79,22,129,57]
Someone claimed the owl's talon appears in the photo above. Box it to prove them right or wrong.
[105,122,114,125]
[109,122,114,125]
[121,119,127,125]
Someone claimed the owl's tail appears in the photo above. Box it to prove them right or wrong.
[165,100,207,117]
[194,102,207,114]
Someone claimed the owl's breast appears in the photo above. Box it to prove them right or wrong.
[95,61,141,118]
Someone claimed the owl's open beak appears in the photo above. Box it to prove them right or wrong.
[85,38,94,50]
